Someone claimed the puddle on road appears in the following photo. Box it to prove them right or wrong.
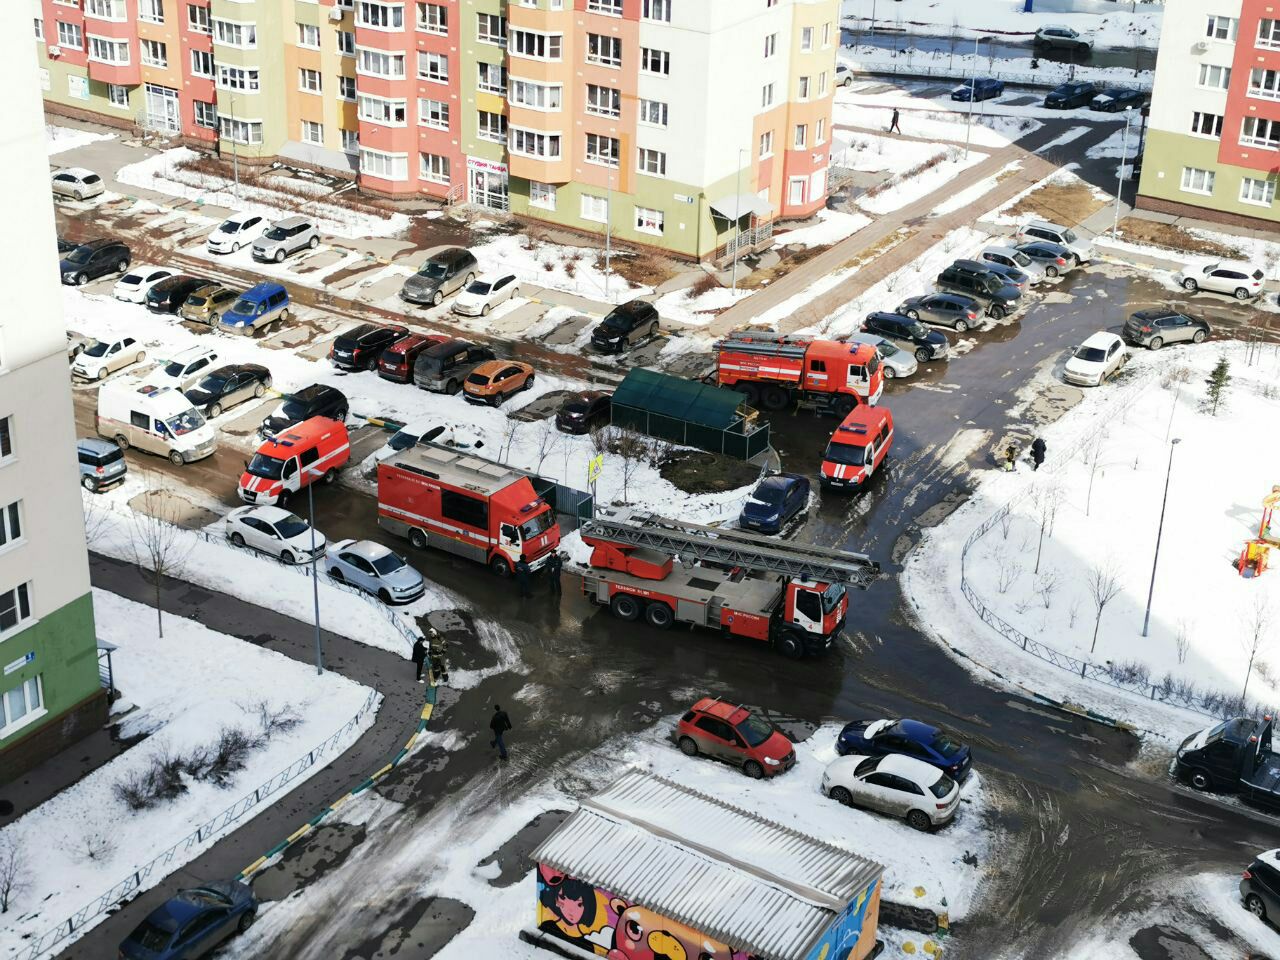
[252,822,368,902]
[474,809,571,887]
[340,896,475,960]
[1129,924,1215,960]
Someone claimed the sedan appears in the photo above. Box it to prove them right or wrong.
[896,293,982,332]
[822,754,960,831]
[738,473,810,534]
[226,505,326,564]
[951,77,1004,102]
[1123,309,1209,350]
[1044,80,1098,109]
[143,346,219,391]
[60,238,131,286]
[836,717,972,782]
[113,265,176,303]
[146,275,212,315]
[452,273,520,317]
[844,332,919,380]
[71,337,145,381]
[207,213,266,254]
[1174,260,1265,300]
[463,360,535,405]
[326,539,426,604]
[185,364,272,419]
[555,390,612,433]
[51,167,105,202]
[1015,240,1073,278]
[330,322,411,372]
[1089,87,1145,112]
[862,311,949,362]
[1063,331,1127,387]
[260,384,348,438]
[118,881,257,960]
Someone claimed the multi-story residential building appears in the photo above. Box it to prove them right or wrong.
[2,9,105,782]
[35,0,839,259]
[1137,0,1280,227]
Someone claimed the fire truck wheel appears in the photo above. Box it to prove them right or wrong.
[678,736,699,757]
[743,761,765,779]
[610,593,641,621]
[322,468,337,484]
[775,631,805,660]
[489,555,512,578]
[644,602,674,629]
[408,529,428,550]
[760,386,789,411]
[832,396,856,418]
[734,383,759,406]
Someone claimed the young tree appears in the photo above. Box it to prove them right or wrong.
[0,837,27,914]
[1080,430,1108,518]
[613,428,649,505]
[1205,356,1232,416]
[127,482,194,639]
[1031,479,1064,574]
[532,420,563,477]
[1087,560,1123,654]
[1241,596,1272,701]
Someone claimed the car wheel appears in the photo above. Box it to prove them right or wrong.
[281,550,296,564]
[75,272,88,286]
[465,272,475,286]
[829,786,854,806]
[378,589,392,604]
[408,528,428,550]
[678,736,699,757]
[432,291,443,306]
[644,602,674,629]
[274,249,285,263]
[309,235,320,249]
[168,450,185,466]
[230,532,246,547]
[882,366,896,380]
[906,810,933,832]
[1189,769,1213,791]
[481,304,490,316]
[73,190,84,201]
[322,468,337,485]
[523,374,535,391]
[1235,287,1251,300]
[254,382,266,398]
[1148,336,1163,351]
[330,568,345,582]
[610,593,641,622]
[955,319,969,333]
[114,434,130,450]
[232,242,241,254]
[237,911,257,935]
[445,378,459,395]
[489,555,512,578]
[1182,278,1198,292]
[906,309,920,321]
[280,308,291,323]
[621,336,631,352]
[512,287,520,299]
[1192,329,1207,344]
[117,259,128,273]
[989,305,1006,321]
[81,476,97,492]
[915,347,930,362]
[209,402,223,419]
[96,367,108,381]
[1046,265,1059,279]
[775,630,805,660]
[1246,894,1268,921]
[743,760,765,780]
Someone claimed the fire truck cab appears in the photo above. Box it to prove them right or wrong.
[715,333,884,415]
[820,406,894,492]
[238,417,350,507]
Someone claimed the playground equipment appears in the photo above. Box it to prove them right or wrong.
[1238,486,1280,577]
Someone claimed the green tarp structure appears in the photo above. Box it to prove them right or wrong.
[610,368,771,461]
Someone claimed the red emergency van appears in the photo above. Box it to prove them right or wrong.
[820,406,893,491]
[238,417,350,507]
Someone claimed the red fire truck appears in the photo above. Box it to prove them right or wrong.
[714,333,884,415]
[579,509,879,658]
[377,442,560,577]
[820,406,894,492]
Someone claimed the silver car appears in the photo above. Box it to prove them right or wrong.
[252,216,319,263]
[845,333,918,380]
[980,245,1047,285]
[77,437,128,493]
[822,753,961,831]
[325,539,426,604]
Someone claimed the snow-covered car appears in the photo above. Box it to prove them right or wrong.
[1174,260,1265,300]
[373,418,483,463]
[113,265,176,303]
[71,337,146,381]
[844,333,919,379]
[821,753,960,831]
[207,213,266,254]
[325,539,426,604]
[980,245,1047,285]
[1063,331,1127,387]
[142,346,220,391]
[835,63,853,87]
[51,167,105,201]
[451,273,521,317]
[225,505,326,564]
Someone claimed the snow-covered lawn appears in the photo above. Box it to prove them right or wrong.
[0,590,377,958]
[835,130,948,173]
[834,96,1040,147]
[465,228,653,301]
[857,148,989,214]
[904,341,1280,734]
[932,161,1023,216]
[774,209,872,248]
[841,45,1153,87]
[46,124,115,157]
[1086,126,1143,159]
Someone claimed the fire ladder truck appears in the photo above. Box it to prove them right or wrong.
[579,508,880,659]
[714,332,885,416]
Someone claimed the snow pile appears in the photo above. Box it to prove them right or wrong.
[774,209,872,248]
[857,148,989,215]
[652,284,743,327]
[46,124,115,157]
[0,590,377,957]
[465,229,652,301]
[836,131,949,174]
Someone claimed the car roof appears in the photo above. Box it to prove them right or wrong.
[610,299,653,316]
[1131,309,1178,321]
[1205,259,1260,271]
[984,244,1020,256]
[569,389,608,401]
[1025,219,1068,231]
[121,263,162,275]
[273,215,312,228]
[472,359,526,376]
[168,345,214,362]
[342,539,393,562]
[76,238,117,251]
[247,505,294,523]
[243,281,287,297]
[425,338,477,356]
[428,246,472,263]
[897,718,940,742]
[1020,239,1067,253]
[291,383,339,402]
[692,697,750,725]
[755,474,801,493]
[189,282,231,296]
[877,752,941,782]
[61,166,97,178]
[473,272,513,283]
[1081,331,1121,348]
[78,436,119,454]
[1258,849,1280,871]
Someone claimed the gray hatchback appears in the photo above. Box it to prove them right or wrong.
[1123,309,1210,350]
[78,437,128,493]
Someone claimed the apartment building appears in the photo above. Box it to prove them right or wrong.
[35,0,839,259]
[1137,0,1280,227]
[1,9,104,782]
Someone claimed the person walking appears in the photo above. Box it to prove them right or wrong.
[1031,437,1047,471]
[515,557,533,599]
[547,552,563,597]
[889,108,902,135]
[1003,444,1017,472]
[489,704,512,760]
[427,628,448,685]
[411,634,429,683]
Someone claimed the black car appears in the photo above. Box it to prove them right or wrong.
[260,384,349,438]
[57,236,77,255]
[59,238,131,286]
[936,259,1022,319]
[861,312,949,362]
[896,293,983,331]
[591,300,660,353]
[1044,81,1098,109]
[145,275,211,314]
[555,391,612,434]
[184,363,273,419]
[1015,240,1073,277]
[1242,851,1280,926]
[1089,87,1146,112]
[330,323,411,372]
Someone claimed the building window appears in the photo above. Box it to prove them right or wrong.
[1240,176,1276,206]
[1198,63,1231,90]
[816,117,826,144]
[477,110,507,141]
[794,124,807,148]
[139,0,164,23]
[822,22,832,47]
[217,66,260,91]
[108,83,130,108]
[301,120,324,144]
[194,99,217,128]
[1260,18,1280,48]
[585,133,620,167]
[214,19,256,48]
[357,1,404,29]
[341,129,359,153]
[509,127,561,158]
[761,82,774,108]
[298,23,320,47]
[187,4,210,33]
[0,676,42,733]
[638,99,668,127]
[511,80,561,111]
[418,51,448,82]
[1190,110,1223,137]
[299,68,322,93]
[764,33,776,58]
[86,0,125,20]
[637,147,666,176]
[641,47,670,75]
[1205,15,1237,41]
[140,39,167,67]
[338,75,356,100]
[189,50,215,78]
[34,17,44,40]
[819,70,828,96]
[418,97,449,128]
[759,129,773,158]
[587,0,622,14]
[1180,166,1215,195]
[360,148,408,180]
[359,47,406,78]
[801,26,813,50]
[530,180,556,209]
[477,61,507,95]
[57,21,83,48]
[586,33,621,66]
[512,29,562,61]
[798,75,811,99]
[0,503,23,551]
[581,193,609,223]
[635,206,664,235]
[585,83,621,117]
[1248,67,1280,100]
[420,153,450,183]
[358,94,407,125]
[643,0,671,21]
[1240,115,1280,149]
[88,36,130,64]
[477,13,506,44]
[220,118,263,144]
[338,31,355,56]
[417,2,447,33]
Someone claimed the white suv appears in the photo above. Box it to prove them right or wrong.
[1015,220,1093,265]
[1175,260,1265,300]
[207,213,266,254]
[252,216,320,263]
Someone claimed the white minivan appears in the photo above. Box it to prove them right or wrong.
[96,378,218,465]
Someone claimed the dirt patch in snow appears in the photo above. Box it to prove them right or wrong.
[1003,179,1107,227]
[595,249,680,289]
[1114,218,1249,260]
[740,243,828,290]
[659,450,761,495]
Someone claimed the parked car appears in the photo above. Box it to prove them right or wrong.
[185,363,272,418]
[1034,24,1093,54]
[179,283,241,325]
[1089,87,1146,112]
[861,311,949,362]
[251,216,319,263]
[1015,220,1092,264]
[146,275,211,315]
[739,474,810,534]
[326,539,426,604]
[118,881,257,960]
[1015,240,1074,278]
[399,247,479,306]
[951,77,1004,101]
[675,697,796,779]
[822,754,960,831]
[77,437,127,493]
[220,282,290,335]
[60,238,130,286]
[1242,851,1280,925]
[936,260,1022,319]
[71,336,145,381]
[836,717,972,782]
[113,265,176,303]
[57,235,77,255]
[207,213,266,254]
[1175,716,1280,800]
[225,505,326,563]
[413,338,495,394]
[896,292,983,332]
[555,390,612,434]
[260,383,349,438]
[1044,80,1098,109]
[1175,260,1266,300]
[845,332,919,380]
[591,300,660,353]
[452,273,521,317]
[1063,331,1127,386]
[51,167,105,201]
[143,346,220,391]
[377,333,448,383]
[980,260,1032,292]
[67,333,91,360]
[330,322,411,372]
[981,245,1047,285]
[373,418,484,463]
[835,63,853,87]
[1123,309,1210,350]
[463,359,535,406]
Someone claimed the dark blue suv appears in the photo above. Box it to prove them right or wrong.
[739,473,810,534]
[119,881,257,959]
[836,717,972,782]
[951,78,1005,102]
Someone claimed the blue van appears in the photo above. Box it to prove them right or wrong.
[220,282,290,336]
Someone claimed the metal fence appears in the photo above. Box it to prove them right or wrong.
[532,478,595,524]
[840,46,1153,91]
[611,405,773,462]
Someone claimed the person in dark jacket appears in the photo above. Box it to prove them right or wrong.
[490,704,512,760]
[889,108,902,134]
[1031,437,1047,471]
[411,635,429,683]
[547,552,563,597]
[515,557,532,598]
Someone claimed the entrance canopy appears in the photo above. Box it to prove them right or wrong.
[709,192,774,220]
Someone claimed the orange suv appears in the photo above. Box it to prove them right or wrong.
[676,697,796,778]
[462,360,535,406]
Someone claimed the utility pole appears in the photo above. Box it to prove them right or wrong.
[731,148,745,296]
[604,171,613,302]
[963,38,993,160]
[870,0,877,37]
[1112,107,1132,238]
[228,89,240,200]
[308,481,323,674]
[1141,438,1181,638]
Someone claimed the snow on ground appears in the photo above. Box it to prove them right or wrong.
[1035,124,1093,153]
[46,124,116,157]
[1086,125,1143,159]
[838,77,1110,125]
[834,95,1040,147]
[466,228,650,302]
[841,44,1153,87]
[652,284,742,327]
[983,163,1107,226]
[835,130,947,173]
[773,208,872,248]
[857,148,989,214]
[932,161,1022,216]
[0,590,377,957]
[904,340,1280,737]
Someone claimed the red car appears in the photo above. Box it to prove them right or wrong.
[676,698,795,778]
[378,333,449,383]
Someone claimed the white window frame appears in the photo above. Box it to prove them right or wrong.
[0,503,22,554]
[477,110,508,142]
[581,193,609,223]
[511,28,563,61]
[798,75,811,100]
[1198,63,1231,90]
[338,75,357,100]
[816,117,826,145]
[640,47,669,75]
[299,68,322,93]
[638,98,667,127]
[1240,115,1280,149]
[341,129,359,154]
[187,4,211,33]
[360,147,408,181]
[1190,111,1223,138]
[337,31,356,56]
[1180,166,1215,195]
[587,0,622,15]
[636,147,666,176]
[762,82,774,108]
[477,61,507,95]
[34,17,44,40]
[417,50,448,83]
[642,0,671,22]
[220,117,263,144]
[759,129,773,158]
[297,23,321,48]
[0,675,44,739]
[190,49,214,77]
[1240,176,1276,206]
[634,206,664,235]
[418,97,449,129]
[88,35,130,65]
[193,99,217,128]
[818,70,828,96]
[107,83,130,108]
[788,176,807,206]
[801,25,813,51]
[585,83,621,118]
[1205,14,1238,41]
[511,79,562,111]
[509,127,562,159]
[358,46,406,79]
[1259,18,1280,49]
[301,119,324,144]
[140,38,168,67]
[213,18,257,48]
[420,152,451,184]
[85,0,125,21]
[57,21,83,48]
[585,33,620,67]
[417,1,447,34]
[477,12,506,45]
[357,1,405,30]
[764,33,776,58]
[139,0,164,24]
[529,180,556,210]
[585,133,620,167]
[1248,67,1280,100]
[358,94,408,126]
[217,65,261,92]
[822,21,832,47]
[794,123,807,149]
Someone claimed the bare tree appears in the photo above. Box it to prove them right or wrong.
[532,421,564,477]
[993,549,1022,595]
[0,837,26,914]
[498,418,520,462]
[81,490,112,551]
[613,428,649,505]
[1087,561,1123,654]
[1035,569,1060,609]
[128,481,194,639]
[947,15,960,70]
[1031,480,1064,573]
[1068,597,1082,629]
[1241,596,1272,701]
[1080,430,1109,517]
[1175,618,1191,665]
[998,510,1014,540]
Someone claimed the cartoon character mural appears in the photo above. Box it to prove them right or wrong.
[803,877,882,960]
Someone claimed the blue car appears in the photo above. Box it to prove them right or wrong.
[951,78,1005,102]
[836,717,972,782]
[119,881,257,959]
[220,282,290,336]
[739,473,810,534]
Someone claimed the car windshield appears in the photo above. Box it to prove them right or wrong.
[519,510,554,541]
[279,397,310,419]
[275,515,310,539]
[65,246,93,264]
[824,441,867,466]
[419,261,449,279]
[246,454,285,480]
[907,322,929,339]
[165,409,205,436]
[371,552,406,575]
[128,920,173,951]
[931,731,965,757]
[562,400,588,414]
[121,272,143,284]
[186,294,208,307]
[163,359,189,377]
[83,174,101,184]
[735,714,775,747]
[854,755,882,777]
[601,314,632,330]
[264,227,288,241]
[388,429,420,451]
[753,485,784,506]
[219,221,241,234]
[1062,229,1078,244]
[1074,346,1107,363]
[83,341,110,357]
[231,297,256,314]
[1013,251,1032,266]
[466,280,492,295]
[822,583,845,614]
[197,373,229,392]
[876,341,900,358]
[466,372,489,386]
[928,775,955,799]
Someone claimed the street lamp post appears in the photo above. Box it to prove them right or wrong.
[963,38,994,160]
[1140,438,1181,638]
[308,481,323,674]
[731,148,745,297]
[870,0,877,38]
[1111,107,1133,238]
[604,172,613,303]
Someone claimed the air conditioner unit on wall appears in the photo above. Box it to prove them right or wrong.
[1193,40,1209,53]
[328,6,344,20]
[47,44,61,57]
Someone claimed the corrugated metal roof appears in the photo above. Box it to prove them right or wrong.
[530,771,883,960]
[611,368,745,430]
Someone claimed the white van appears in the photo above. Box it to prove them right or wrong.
[96,378,218,466]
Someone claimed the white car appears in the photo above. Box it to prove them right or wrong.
[373,418,484,464]
[1174,260,1265,301]
[836,63,853,87]
[225,505,327,564]
[1063,331,1127,387]
[821,753,960,831]
[71,337,146,381]
[142,346,219,391]
[51,167,105,202]
[207,213,267,255]
[980,245,1047,285]
[451,273,520,317]
[113,265,176,303]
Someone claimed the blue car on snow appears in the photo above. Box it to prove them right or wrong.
[951,78,1005,102]
[118,881,257,959]
[738,473,811,534]
[836,717,973,782]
